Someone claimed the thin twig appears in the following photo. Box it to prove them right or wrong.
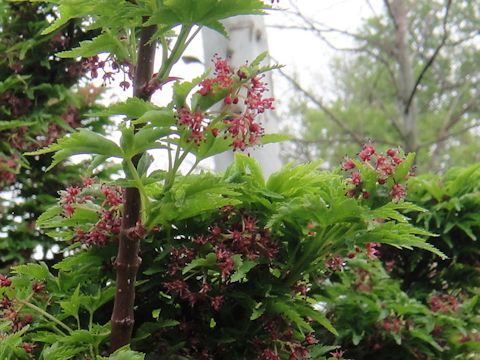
[274,65,365,145]
[404,0,452,115]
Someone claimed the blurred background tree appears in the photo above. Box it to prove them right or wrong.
[277,0,479,172]
[0,1,109,268]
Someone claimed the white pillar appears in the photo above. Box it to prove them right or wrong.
[202,16,282,176]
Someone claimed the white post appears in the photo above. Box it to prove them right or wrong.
[202,16,282,176]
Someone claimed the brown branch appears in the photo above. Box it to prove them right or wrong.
[404,0,452,115]
[109,22,157,353]
[275,66,364,146]
[420,121,480,148]
[384,0,398,29]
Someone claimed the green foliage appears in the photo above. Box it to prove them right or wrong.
[145,0,267,36]
[0,1,110,267]
[312,163,480,359]
[1,153,447,358]
[314,255,480,359]
[26,129,122,171]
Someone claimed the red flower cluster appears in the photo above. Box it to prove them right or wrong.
[256,316,313,360]
[83,55,133,90]
[427,293,459,313]
[198,56,235,96]
[342,144,414,202]
[194,56,274,151]
[330,349,346,359]
[0,155,17,189]
[0,274,12,287]
[163,208,278,311]
[0,91,32,118]
[59,179,123,246]
[177,107,207,144]
[0,295,33,333]
[381,315,403,333]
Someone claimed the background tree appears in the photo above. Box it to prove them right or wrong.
[277,0,479,172]
[0,1,108,268]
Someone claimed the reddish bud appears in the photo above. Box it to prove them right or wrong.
[386,148,396,157]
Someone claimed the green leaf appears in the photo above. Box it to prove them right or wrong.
[132,109,175,127]
[25,129,122,171]
[410,329,443,352]
[108,346,145,360]
[56,33,130,61]
[60,285,81,318]
[230,259,257,282]
[89,98,159,119]
[182,253,217,274]
[131,126,171,156]
[173,74,207,108]
[295,303,338,336]
[147,174,241,226]
[41,3,94,35]
[0,325,28,359]
[270,301,313,332]
[53,251,104,272]
[41,342,86,360]
[370,202,426,223]
[12,262,53,281]
[120,125,135,157]
[36,206,63,227]
[0,120,34,131]
[146,0,267,35]
[394,152,415,182]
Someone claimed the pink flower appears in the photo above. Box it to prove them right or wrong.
[365,242,380,259]
[351,172,362,185]
[390,183,406,202]
[342,158,356,170]
[359,144,375,161]
[330,349,345,359]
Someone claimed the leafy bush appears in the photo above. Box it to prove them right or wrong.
[0,1,109,267]
[312,164,480,359]
[0,153,439,359]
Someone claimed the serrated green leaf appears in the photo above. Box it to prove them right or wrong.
[146,0,267,35]
[270,301,313,332]
[182,253,217,274]
[41,3,94,35]
[57,33,130,61]
[60,285,81,318]
[296,303,338,336]
[131,126,171,156]
[108,346,145,360]
[88,98,159,119]
[394,152,415,183]
[25,129,122,171]
[230,259,257,282]
[132,109,175,127]
[12,262,52,281]
[147,174,241,226]
[0,120,34,131]
[37,206,63,227]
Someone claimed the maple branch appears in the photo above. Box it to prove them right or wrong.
[109,21,157,353]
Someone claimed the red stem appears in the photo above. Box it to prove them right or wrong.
[109,23,157,353]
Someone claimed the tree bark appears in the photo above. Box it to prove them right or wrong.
[109,23,156,353]
[390,0,417,154]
